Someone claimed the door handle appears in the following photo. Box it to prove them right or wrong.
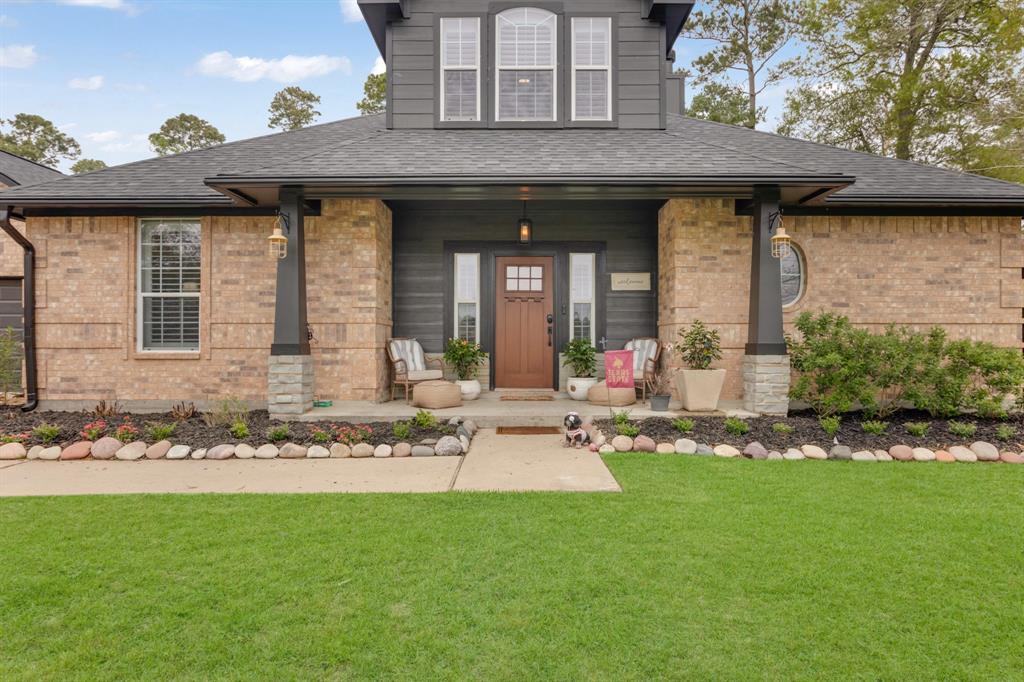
[547,326,553,347]
[546,314,553,323]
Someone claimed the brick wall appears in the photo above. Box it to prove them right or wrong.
[659,198,1024,400]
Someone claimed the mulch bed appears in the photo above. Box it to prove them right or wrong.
[595,409,1024,451]
[0,409,454,450]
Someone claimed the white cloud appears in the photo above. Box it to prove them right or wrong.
[58,0,137,13]
[0,14,17,28]
[339,0,363,22]
[196,51,351,83]
[69,75,105,90]
[0,44,37,69]
[85,130,121,143]
[371,56,386,75]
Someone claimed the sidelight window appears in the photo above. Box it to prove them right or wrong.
[454,253,480,342]
[569,252,595,342]
[496,7,557,121]
[138,219,200,351]
[441,17,480,121]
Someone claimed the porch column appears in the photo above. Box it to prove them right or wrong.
[742,185,790,415]
[268,187,313,416]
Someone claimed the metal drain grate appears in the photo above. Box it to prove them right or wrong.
[495,426,562,435]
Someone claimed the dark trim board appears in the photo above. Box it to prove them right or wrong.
[735,200,1024,217]
[22,202,323,218]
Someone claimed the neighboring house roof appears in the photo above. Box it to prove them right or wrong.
[0,150,64,188]
[2,113,1022,209]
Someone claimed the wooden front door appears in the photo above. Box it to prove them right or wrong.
[494,256,554,388]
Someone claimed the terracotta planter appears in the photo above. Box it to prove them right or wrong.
[567,376,597,401]
[456,379,481,401]
[676,369,726,411]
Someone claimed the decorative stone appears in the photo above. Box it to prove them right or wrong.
[589,443,600,452]
[373,444,393,458]
[434,436,463,456]
[166,445,191,460]
[934,450,955,463]
[279,443,307,459]
[456,425,471,441]
[0,442,26,460]
[234,443,255,459]
[447,416,463,426]
[459,435,470,453]
[191,448,207,460]
[851,450,876,462]
[801,444,827,460]
[411,445,435,457]
[38,446,61,460]
[782,448,805,460]
[695,444,714,456]
[713,444,741,458]
[829,445,853,460]
[115,441,147,461]
[970,441,999,462]
[329,443,351,458]
[462,420,477,435]
[593,433,607,447]
[889,445,913,462]
[60,441,93,460]
[91,437,120,460]
[307,445,330,458]
[874,450,893,462]
[393,442,412,457]
[27,445,43,460]
[1000,452,1023,464]
[743,441,768,459]
[633,435,656,452]
[911,447,935,462]
[675,438,697,454]
[419,438,438,446]
[656,443,675,454]
[611,435,633,452]
[206,444,235,460]
[254,444,279,459]
[766,450,784,460]
[145,440,172,460]
[598,443,616,454]
[949,445,977,463]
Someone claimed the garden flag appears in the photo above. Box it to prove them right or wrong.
[605,350,634,389]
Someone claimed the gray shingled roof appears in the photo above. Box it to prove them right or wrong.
[2,113,1022,207]
[0,150,64,188]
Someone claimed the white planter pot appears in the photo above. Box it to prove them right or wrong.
[676,369,726,411]
[567,376,598,401]
[456,379,481,401]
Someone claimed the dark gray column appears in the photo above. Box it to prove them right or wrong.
[271,187,310,356]
[745,185,787,355]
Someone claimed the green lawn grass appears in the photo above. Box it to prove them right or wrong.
[2,457,1022,680]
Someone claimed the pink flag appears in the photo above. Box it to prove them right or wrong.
[604,350,635,389]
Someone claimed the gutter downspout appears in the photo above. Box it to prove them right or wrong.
[0,207,38,412]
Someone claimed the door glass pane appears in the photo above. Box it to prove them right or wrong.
[530,279,543,291]
[573,303,592,341]
[507,278,519,291]
[457,302,477,343]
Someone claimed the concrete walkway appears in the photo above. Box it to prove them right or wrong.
[0,430,620,497]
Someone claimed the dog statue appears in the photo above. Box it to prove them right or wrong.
[563,412,591,448]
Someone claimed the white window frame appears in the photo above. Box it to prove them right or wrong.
[440,17,481,122]
[495,8,558,122]
[571,17,612,122]
[454,253,480,343]
[137,218,201,353]
[569,252,596,343]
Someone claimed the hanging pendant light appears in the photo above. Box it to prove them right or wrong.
[518,201,532,245]
[769,211,791,259]
[268,212,289,259]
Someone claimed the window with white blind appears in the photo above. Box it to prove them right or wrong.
[571,17,612,121]
[440,17,480,122]
[454,253,480,343]
[570,253,595,342]
[496,7,557,122]
[137,219,200,351]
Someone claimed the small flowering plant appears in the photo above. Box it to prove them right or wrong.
[0,431,30,444]
[310,425,334,444]
[443,338,487,381]
[115,419,140,444]
[80,419,107,441]
[335,424,372,445]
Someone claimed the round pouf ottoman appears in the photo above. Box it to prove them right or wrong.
[586,380,636,407]
[413,380,463,409]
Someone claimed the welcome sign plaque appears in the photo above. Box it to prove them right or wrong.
[610,273,651,291]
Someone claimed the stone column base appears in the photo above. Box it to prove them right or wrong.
[268,354,314,417]
[742,354,790,416]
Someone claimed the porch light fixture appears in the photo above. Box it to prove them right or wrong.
[518,202,532,244]
[268,211,289,260]
[768,210,791,259]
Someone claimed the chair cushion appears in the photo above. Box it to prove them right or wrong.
[389,339,427,372]
[408,369,443,381]
[625,338,659,373]
[413,380,462,409]
[586,381,636,407]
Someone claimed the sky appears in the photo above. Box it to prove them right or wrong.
[0,0,793,172]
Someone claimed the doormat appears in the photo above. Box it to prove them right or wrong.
[499,394,554,401]
[496,426,562,435]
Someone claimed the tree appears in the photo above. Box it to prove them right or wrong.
[356,73,386,115]
[683,0,799,129]
[148,114,226,156]
[0,113,80,166]
[780,0,1024,176]
[70,158,108,175]
[268,86,322,131]
[688,82,763,126]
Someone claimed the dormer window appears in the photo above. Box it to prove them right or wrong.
[441,18,480,122]
[496,8,557,122]
[571,17,612,121]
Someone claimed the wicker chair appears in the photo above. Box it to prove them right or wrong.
[624,337,662,401]
[387,338,444,403]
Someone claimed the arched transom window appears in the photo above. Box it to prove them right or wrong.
[496,8,557,121]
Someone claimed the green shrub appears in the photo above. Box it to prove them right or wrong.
[947,421,977,439]
[443,338,487,381]
[724,417,749,436]
[675,320,722,370]
[393,421,411,440]
[229,420,250,440]
[616,423,640,438]
[145,422,176,441]
[819,415,841,437]
[267,424,290,443]
[672,418,695,434]
[612,410,632,427]
[772,422,794,435]
[861,420,888,436]
[994,424,1016,442]
[413,410,437,429]
[310,426,333,444]
[903,421,930,437]
[32,423,61,445]
[562,338,597,378]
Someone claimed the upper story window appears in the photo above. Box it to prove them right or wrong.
[441,18,480,122]
[571,17,611,121]
[496,8,557,122]
[138,219,200,351]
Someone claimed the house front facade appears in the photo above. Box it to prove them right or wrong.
[1,0,1022,416]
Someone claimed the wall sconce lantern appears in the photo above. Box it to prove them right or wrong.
[518,202,532,244]
[768,210,791,259]
[268,211,289,259]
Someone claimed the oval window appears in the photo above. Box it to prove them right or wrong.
[780,243,804,307]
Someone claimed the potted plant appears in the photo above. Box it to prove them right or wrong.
[674,320,725,411]
[562,338,598,401]
[443,338,487,400]
[648,365,674,412]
